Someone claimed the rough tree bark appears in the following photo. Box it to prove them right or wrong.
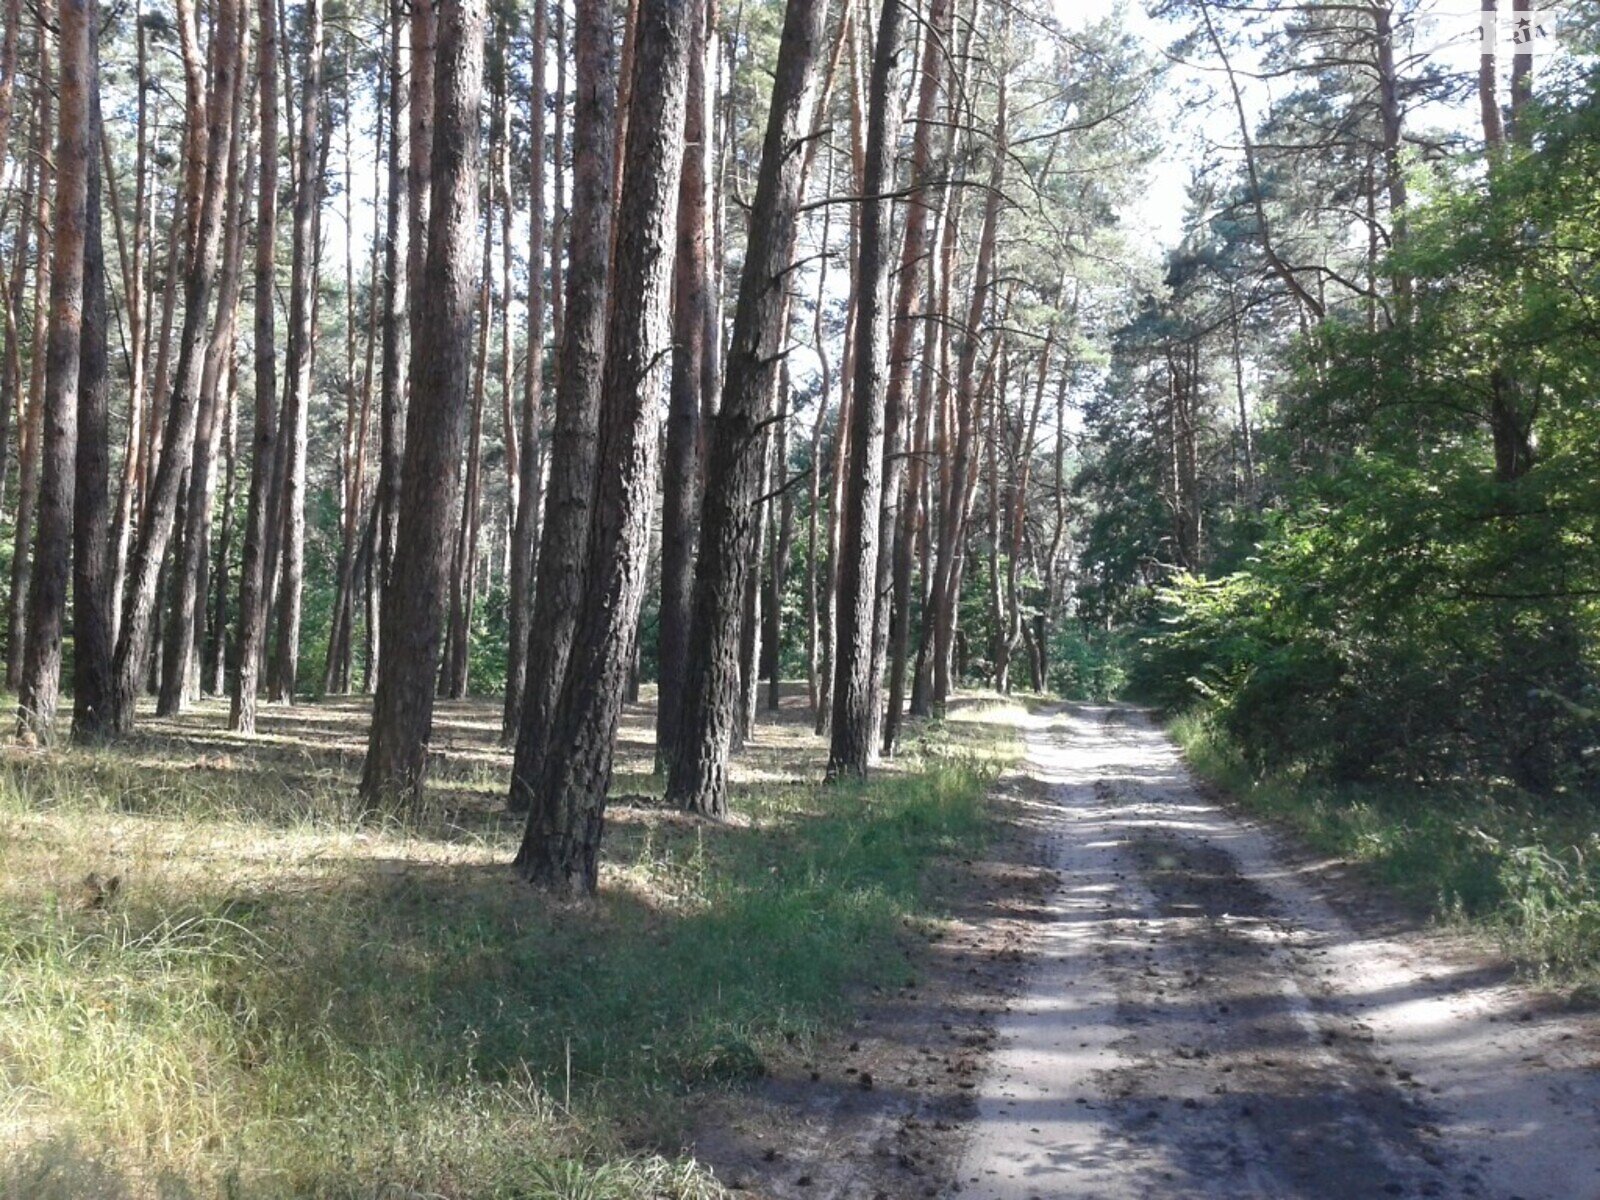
[664,0,827,814]
[230,0,279,733]
[654,0,714,770]
[8,52,53,692]
[878,0,947,754]
[827,0,902,778]
[73,58,114,740]
[111,0,239,734]
[931,36,1005,712]
[359,0,485,810]
[269,0,325,703]
[506,0,615,812]
[17,0,90,742]
[161,33,251,716]
[502,0,548,740]
[374,0,407,663]
[513,0,693,891]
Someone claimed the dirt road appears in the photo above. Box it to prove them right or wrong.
[959,704,1600,1200]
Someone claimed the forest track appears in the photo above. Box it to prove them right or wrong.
[957,703,1600,1200]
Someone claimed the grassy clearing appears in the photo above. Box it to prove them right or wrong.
[0,691,1022,1199]
[1172,708,1600,991]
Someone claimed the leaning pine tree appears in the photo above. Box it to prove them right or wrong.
[513,0,694,892]
[665,0,830,816]
[827,0,902,778]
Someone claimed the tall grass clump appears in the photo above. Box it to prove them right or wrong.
[1171,708,1600,990]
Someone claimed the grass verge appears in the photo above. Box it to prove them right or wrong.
[1171,708,1600,991]
[0,698,1020,1198]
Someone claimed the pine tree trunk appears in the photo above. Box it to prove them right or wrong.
[112,0,241,733]
[931,45,1005,712]
[73,56,114,740]
[230,0,279,733]
[209,366,238,695]
[359,0,485,810]
[17,0,89,742]
[514,0,693,890]
[654,0,713,770]
[804,156,833,721]
[503,0,548,740]
[0,109,36,556]
[506,0,615,813]
[445,222,491,699]
[884,191,945,752]
[733,426,771,749]
[764,364,794,711]
[161,38,251,716]
[8,53,54,693]
[269,0,325,705]
[876,0,945,753]
[826,0,902,779]
[664,0,826,813]
[107,10,146,641]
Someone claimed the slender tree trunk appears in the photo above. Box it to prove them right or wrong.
[324,59,375,697]
[108,7,147,636]
[8,54,53,692]
[805,152,834,720]
[445,217,490,698]
[827,0,902,778]
[514,0,693,891]
[735,424,771,746]
[507,0,615,813]
[885,175,946,752]
[144,184,182,512]
[665,0,827,813]
[74,58,114,739]
[209,366,238,694]
[0,0,19,186]
[1479,0,1504,148]
[230,0,279,733]
[112,0,241,733]
[655,0,713,770]
[764,363,794,711]
[373,0,407,677]
[18,0,89,741]
[1373,1,1409,317]
[359,0,486,810]
[0,98,36,548]
[503,0,548,739]
[550,0,566,361]
[161,37,251,715]
[878,0,945,753]
[269,0,325,704]
[931,38,1004,711]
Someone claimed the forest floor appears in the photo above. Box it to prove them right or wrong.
[0,685,1022,1198]
[7,695,1600,1198]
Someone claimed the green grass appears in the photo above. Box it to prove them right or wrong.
[0,697,1020,1198]
[1172,708,1600,990]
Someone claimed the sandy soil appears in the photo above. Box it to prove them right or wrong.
[705,703,1600,1199]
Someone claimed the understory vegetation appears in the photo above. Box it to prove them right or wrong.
[0,698,1017,1197]
[1085,65,1600,986]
